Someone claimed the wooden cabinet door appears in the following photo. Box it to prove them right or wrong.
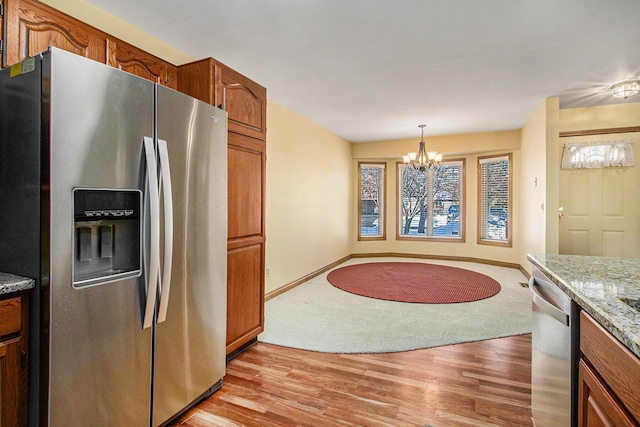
[0,294,28,426]
[177,58,215,105]
[228,135,265,239]
[226,243,264,354]
[216,62,267,139]
[0,341,27,426]
[578,360,636,427]
[4,0,106,67]
[106,38,177,89]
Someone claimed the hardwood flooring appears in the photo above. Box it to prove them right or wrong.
[171,334,533,427]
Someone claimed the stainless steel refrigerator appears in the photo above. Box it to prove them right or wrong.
[0,47,227,426]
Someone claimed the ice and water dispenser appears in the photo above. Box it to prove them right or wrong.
[73,189,142,288]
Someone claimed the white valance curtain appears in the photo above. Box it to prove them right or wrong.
[561,140,635,169]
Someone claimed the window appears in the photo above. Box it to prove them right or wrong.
[358,162,386,239]
[478,154,511,246]
[398,160,464,240]
[561,140,635,169]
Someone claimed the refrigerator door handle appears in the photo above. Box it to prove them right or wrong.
[143,136,161,329]
[156,139,173,323]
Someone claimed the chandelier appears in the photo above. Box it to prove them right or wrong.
[402,124,442,171]
[611,80,640,99]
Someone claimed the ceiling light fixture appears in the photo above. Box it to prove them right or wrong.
[611,79,640,99]
[402,124,442,171]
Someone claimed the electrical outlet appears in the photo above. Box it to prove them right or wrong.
[266,266,271,278]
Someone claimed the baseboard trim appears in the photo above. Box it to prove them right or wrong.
[226,338,258,362]
[352,252,522,270]
[265,255,352,301]
[266,252,528,300]
[519,264,531,280]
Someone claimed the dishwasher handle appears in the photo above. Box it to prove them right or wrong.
[530,276,570,326]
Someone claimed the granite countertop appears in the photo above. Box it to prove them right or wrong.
[528,253,640,359]
[0,272,35,295]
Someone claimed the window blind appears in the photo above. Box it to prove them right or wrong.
[479,156,510,242]
[359,163,385,238]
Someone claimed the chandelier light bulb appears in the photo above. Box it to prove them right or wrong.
[611,79,640,99]
[403,124,443,171]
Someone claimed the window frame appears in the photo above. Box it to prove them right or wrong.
[477,153,512,247]
[396,159,465,242]
[358,162,387,241]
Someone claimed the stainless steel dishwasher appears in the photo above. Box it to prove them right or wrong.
[530,266,580,427]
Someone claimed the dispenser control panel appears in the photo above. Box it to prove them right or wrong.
[73,189,142,288]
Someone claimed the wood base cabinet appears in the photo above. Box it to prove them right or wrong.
[0,292,29,426]
[178,58,267,358]
[578,361,635,427]
[579,311,640,426]
[227,243,264,354]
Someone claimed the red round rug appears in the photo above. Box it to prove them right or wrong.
[327,262,501,304]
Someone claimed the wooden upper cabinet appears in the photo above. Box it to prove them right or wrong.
[217,62,267,139]
[3,0,177,89]
[106,39,177,89]
[178,58,267,139]
[177,58,216,105]
[4,0,106,66]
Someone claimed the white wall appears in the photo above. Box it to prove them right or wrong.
[519,99,556,273]
[545,99,561,255]
[265,101,353,294]
[559,102,640,131]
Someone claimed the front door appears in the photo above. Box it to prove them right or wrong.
[559,132,640,257]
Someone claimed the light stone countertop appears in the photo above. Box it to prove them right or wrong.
[528,253,640,359]
[0,272,35,295]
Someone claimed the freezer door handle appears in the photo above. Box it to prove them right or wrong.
[142,136,160,329]
[156,139,173,324]
[529,276,570,326]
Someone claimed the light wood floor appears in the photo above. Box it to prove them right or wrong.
[171,334,533,427]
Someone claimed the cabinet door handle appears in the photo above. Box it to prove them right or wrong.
[22,350,27,368]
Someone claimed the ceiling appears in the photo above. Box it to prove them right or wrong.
[87,0,640,143]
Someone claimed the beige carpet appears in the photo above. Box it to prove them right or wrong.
[259,257,531,353]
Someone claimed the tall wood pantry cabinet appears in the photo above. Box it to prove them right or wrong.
[178,58,267,358]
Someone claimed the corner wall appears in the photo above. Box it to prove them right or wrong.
[265,101,353,294]
[518,97,559,274]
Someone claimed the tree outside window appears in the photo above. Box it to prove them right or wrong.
[359,163,385,239]
[398,160,464,240]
